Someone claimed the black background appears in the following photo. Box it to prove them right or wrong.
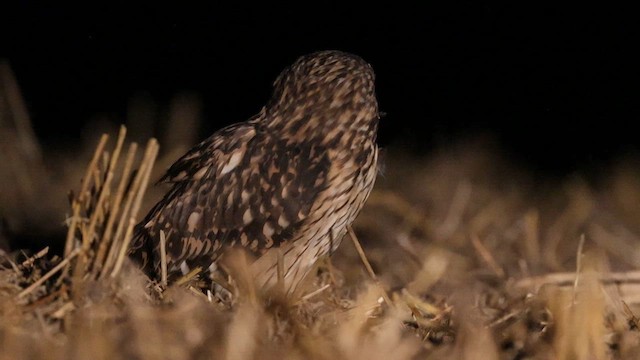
[2,3,638,177]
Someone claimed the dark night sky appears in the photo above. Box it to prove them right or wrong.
[2,3,639,176]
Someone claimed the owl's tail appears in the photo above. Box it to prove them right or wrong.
[128,224,157,280]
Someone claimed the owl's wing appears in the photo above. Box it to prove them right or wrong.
[130,121,330,275]
[158,123,253,184]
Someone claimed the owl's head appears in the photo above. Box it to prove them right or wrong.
[267,51,379,135]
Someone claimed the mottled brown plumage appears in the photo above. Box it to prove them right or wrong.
[130,50,380,293]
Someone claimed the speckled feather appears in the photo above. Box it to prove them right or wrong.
[129,50,380,292]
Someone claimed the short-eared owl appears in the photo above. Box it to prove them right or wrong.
[130,50,380,293]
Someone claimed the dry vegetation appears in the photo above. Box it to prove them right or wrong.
[2,63,640,359]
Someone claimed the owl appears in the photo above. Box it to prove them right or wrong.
[130,50,380,294]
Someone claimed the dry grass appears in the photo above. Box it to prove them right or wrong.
[3,65,640,359]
